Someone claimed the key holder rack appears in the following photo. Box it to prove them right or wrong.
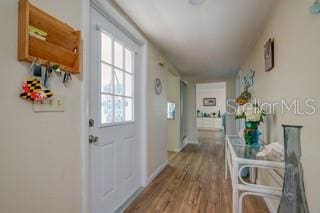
[18,0,82,74]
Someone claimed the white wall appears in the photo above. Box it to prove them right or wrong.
[241,0,320,211]
[186,82,198,143]
[196,83,226,115]
[167,71,180,152]
[147,43,169,177]
[0,0,83,212]
[225,77,236,135]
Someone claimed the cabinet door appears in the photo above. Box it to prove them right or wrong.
[214,118,223,129]
[202,118,214,128]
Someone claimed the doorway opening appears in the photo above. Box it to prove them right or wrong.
[166,69,183,160]
[196,82,226,144]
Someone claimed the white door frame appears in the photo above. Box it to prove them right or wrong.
[81,1,149,212]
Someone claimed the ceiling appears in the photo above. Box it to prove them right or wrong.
[197,82,226,91]
[113,0,277,80]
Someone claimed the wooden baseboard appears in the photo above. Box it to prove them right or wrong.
[186,139,198,144]
[115,187,144,213]
[146,161,168,185]
[180,141,188,151]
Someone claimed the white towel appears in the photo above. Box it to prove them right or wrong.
[257,142,284,161]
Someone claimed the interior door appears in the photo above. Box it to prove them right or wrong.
[180,81,187,148]
[90,8,141,213]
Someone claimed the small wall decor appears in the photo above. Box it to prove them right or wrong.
[264,38,274,72]
[310,0,320,14]
[18,0,82,74]
[155,78,162,95]
[236,69,254,105]
[20,77,53,102]
[167,102,176,119]
[244,68,255,89]
[203,98,216,106]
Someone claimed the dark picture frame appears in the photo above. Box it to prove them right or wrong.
[264,38,274,72]
[203,98,216,106]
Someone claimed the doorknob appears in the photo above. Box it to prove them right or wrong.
[89,119,95,127]
[89,135,99,144]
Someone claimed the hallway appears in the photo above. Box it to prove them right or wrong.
[125,131,268,213]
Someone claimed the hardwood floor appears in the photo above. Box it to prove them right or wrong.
[125,130,269,213]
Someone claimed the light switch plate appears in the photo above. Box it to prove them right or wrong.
[33,95,65,112]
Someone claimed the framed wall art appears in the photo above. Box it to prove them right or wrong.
[203,98,216,106]
[167,102,176,120]
[264,38,274,72]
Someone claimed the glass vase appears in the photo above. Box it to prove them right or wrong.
[244,121,260,145]
[277,125,309,213]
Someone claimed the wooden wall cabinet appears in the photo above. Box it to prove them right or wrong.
[18,0,82,74]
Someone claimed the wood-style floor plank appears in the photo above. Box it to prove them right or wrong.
[125,130,269,213]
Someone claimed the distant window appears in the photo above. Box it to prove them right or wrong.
[167,102,176,120]
[100,31,134,124]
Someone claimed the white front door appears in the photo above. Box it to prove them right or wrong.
[90,8,142,213]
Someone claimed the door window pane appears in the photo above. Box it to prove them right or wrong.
[114,41,123,69]
[100,31,134,125]
[114,69,124,95]
[101,64,113,93]
[114,96,124,122]
[101,95,113,124]
[125,49,133,73]
[125,98,133,121]
[125,73,133,97]
[101,33,112,64]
